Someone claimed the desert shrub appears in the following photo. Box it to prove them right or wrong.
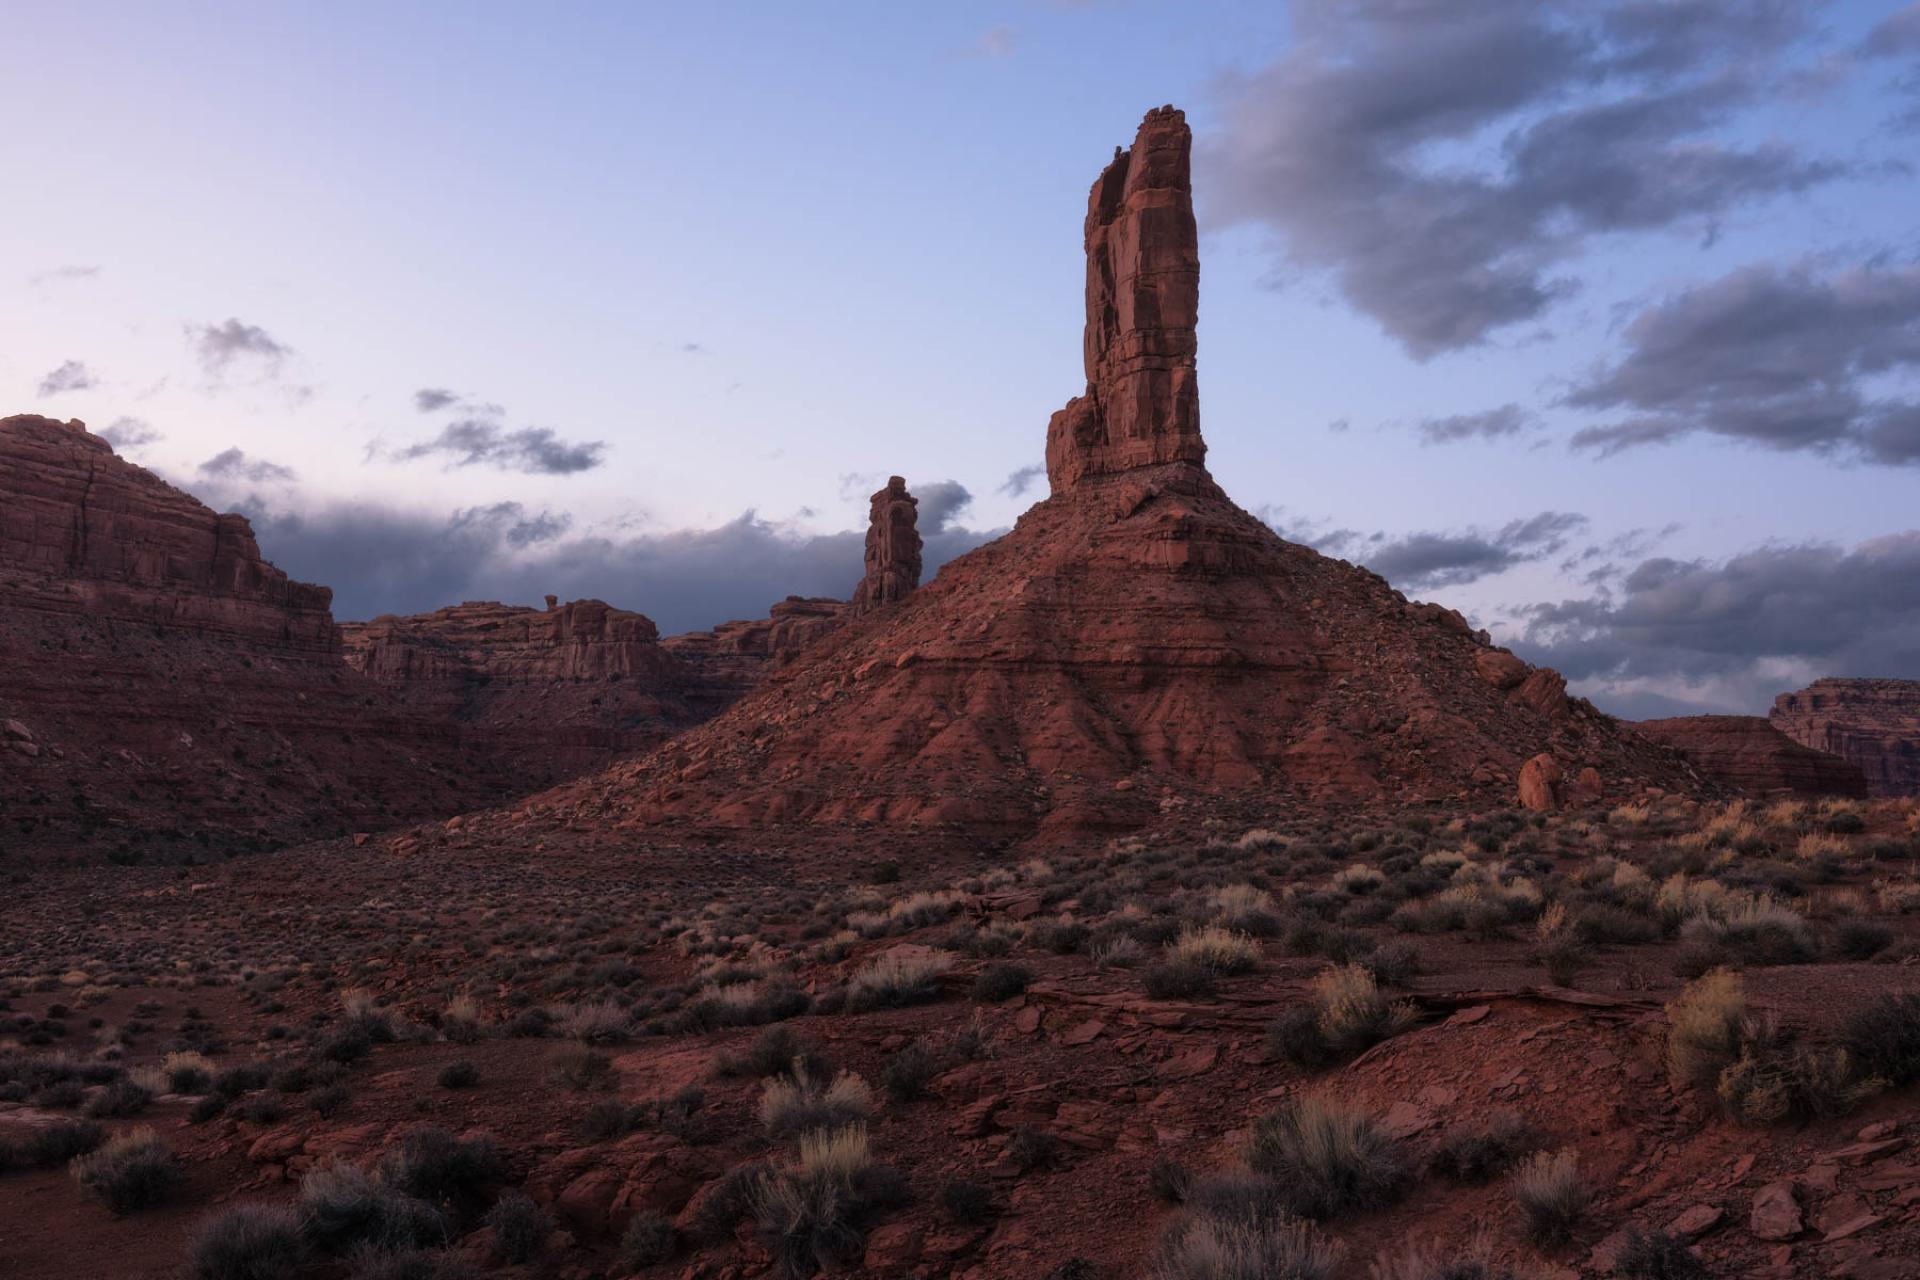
[310,1084,350,1118]
[189,1094,228,1124]
[189,1203,308,1280]
[1843,991,1920,1086]
[504,1007,554,1038]
[377,1127,504,1222]
[1428,1112,1530,1184]
[689,1163,773,1244]
[882,1040,942,1101]
[1154,1212,1338,1280]
[85,1079,152,1118]
[1267,966,1415,1068]
[1092,936,1150,969]
[1612,1226,1706,1279]
[1006,1124,1055,1174]
[298,1162,448,1254]
[1359,941,1422,986]
[213,1063,269,1098]
[1168,926,1260,976]
[1665,969,1745,1088]
[717,1025,819,1080]
[620,1211,681,1267]
[1834,921,1894,960]
[1368,1242,1530,1280]
[317,1026,373,1064]
[70,1125,178,1213]
[579,1097,649,1142]
[1144,958,1216,999]
[340,1248,472,1280]
[753,1127,905,1279]
[0,1117,104,1171]
[1510,1150,1589,1246]
[240,1091,286,1125]
[1151,1155,1192,1203]
[165,1049,217,1092]
[484,1193,550,1264]
[557,1000,630,1045]
[758,1067,873,1138]
[437,1061,479,1089]
[1027,918,1091,955]
[549,1045,615,1092]
[1245,1097,1408,1220]
[845,951,952,1012]
[971,962,1032,1003]
[1716,1032,1877,1126]
[939,1177,996,1224]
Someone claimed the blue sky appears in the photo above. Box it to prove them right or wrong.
[6,1,1919,716]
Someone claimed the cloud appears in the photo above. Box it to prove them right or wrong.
[28,265,99,285]
[1862,3,1920,58]
[1563,259,1920,465]
[1514,530,1920,712]
[219,492,1003,633]
[1274,509,1589,591]
[915,480,973,534]
[413,387,460,412]
[998,464,1046,498]
[1203,1,1847,357]
[1417,403,1533,445]
[198,447,296,484]
[969,25,1016,57]
[98,417,163,450]
[190,318,291,376]
[36,360,98,396]
[391,419,607,475]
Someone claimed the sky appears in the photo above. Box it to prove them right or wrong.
[5,0,1919,718]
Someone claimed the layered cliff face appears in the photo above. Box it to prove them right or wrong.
[1770,679,1920,796]
[0,415,495,858]
[340,598,742,783]
[658,596,847,703]
[1635,715,1869,799]
[850,477,922,614]
[486,108,1702,844]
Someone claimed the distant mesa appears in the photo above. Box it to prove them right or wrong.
[1770,678,1920,797]
[506,106,1704,843]
[1634,715,1869,799]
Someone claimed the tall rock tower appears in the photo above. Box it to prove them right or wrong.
[850,475,923,613]
[1045,105,1205,493]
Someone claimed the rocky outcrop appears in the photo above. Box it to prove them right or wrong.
[1769,679,1920,797]
[1636,715,1869,799]
[341,598,731,784]
[659,596,848,702]
[494,108,1703,843]
[0,414,497,857]
[850,477,922,614]
[1045,106,1205,493]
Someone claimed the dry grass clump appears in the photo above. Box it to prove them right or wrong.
[187,1203,308,1280]
[1244,1096,1409,1220]
[1155,1213,1339,1280]
[846,890,964,938]
[1843,992,1920,1087]
[1510,1150,1590,1245]
[758,1067,874,1138]
[1370,1241,1531,1280]
[1168,925,1261,975]
[844,950,952,1012]
[69,1125,178,1213]
[556,999,631,1045]
[1267,965,1416,1068]
[1665,969,1746,1088]
[1715,1030,1877,1126]
[752,1126,908,1279]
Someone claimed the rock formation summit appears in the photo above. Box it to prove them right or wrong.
[505,108,1698,841]
[850,476,923,614]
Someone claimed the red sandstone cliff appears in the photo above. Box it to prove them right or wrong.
[1634,715,1868,799]
[0,415,496,858]
[1770,679,1920,797]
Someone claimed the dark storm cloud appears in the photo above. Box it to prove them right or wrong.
[914,480,973,534]
[189,318,291,375]
[1203,0,1846,357]
[1270,508,1589,590]
[1416,403,1533,445]
[1563,260,1920,464]
[998,464,1046,498]
[199,447,296,484]
[1513,532,1920,707]
[223,496,1002,633]
[36,360,98,396]
[413,388,461,412]
[98,417,163,450]
[392,420,607,475]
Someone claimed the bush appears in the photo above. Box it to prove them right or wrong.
[1428,1112,1530,1184]
[1510,1150,1589,1246]
[310,1084,350,1118]
[1834,920,1894,960]
[1155,1213,1338,1280]
[688,1163,773,1244]
[758,1067,874,1138]
[1716,1034,1877,1126]
[751,1127,906,1279]
[298,1161,448,1254]
[1006,1124,1054,1174]
[484,1192,550,1264]
[558,1000,631,1045]
[939,1177,996,1224]
[549,1046,615,1092]
[1267,966,1415,1068]
[1665,969,1745,1088]
[0,1117,104,1170]
[971,962,1032,1003]
[1144,959,1216,999]
[189,1203,308,1280]
[70,1126,178,1213]
[845,950,952,1012]
[1843,991,1920,1087]
[1245,1097,1408,1220]
[1168,925,1260,976]
[377,1128,504,1222]
[1612,1226,1706,1279]
[620,1210,681,1267]
[881,1040,943,1102]
[437,1061,479,1089]
[717,1025,819,1080]
[1150,1155,1191,1204]
[86,1079,153,1118]
[1369,1242,1531,1280]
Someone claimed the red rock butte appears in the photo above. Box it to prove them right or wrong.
[506,107,1702,842]
[1770,678,1920,797]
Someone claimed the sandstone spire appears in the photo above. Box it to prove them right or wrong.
[850,475,923,613]
[1044,105,1204,493]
